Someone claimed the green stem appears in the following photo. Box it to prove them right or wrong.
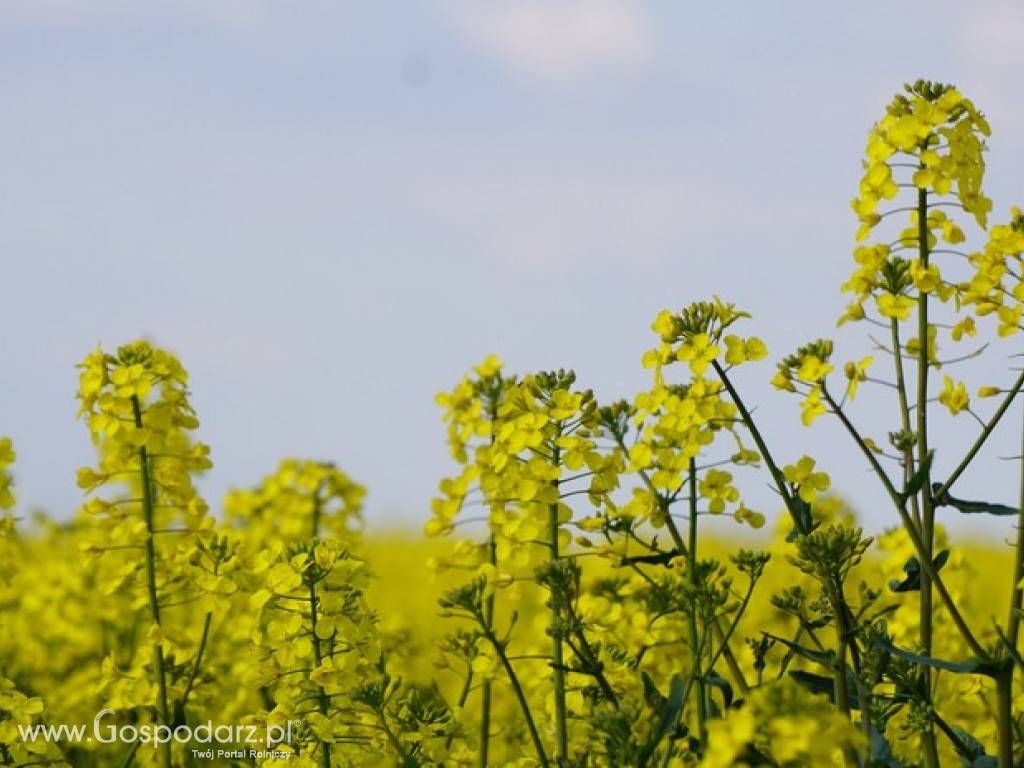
[311,483,322,540]
[704,577,756,677]
[181,612,212,710]
[479,536,496,767]
[548,442,568,762]
[935,365,1024,501]
[915,186,940,768]
[379,713,410,762]
[308,581,332,768]
[821,386,989,660]
[711,361,806,533]
[444,667,474,751]
[611,429,749,695]
[891,319,922,532]
[686,459,707,748]
[996,666,1014,768]
[130,395,172,768]
[998,403,1024,768]
[827,577,860,768]
[567,625,619,707]
[479,398,501,767]
[480,620,550,768]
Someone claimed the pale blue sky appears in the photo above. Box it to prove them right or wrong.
[2,1,1024,535]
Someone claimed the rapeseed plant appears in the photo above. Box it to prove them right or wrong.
[3,80,1024,767]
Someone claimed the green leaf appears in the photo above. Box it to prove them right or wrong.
[888,550,949,593]
[115,741,141,768]
[785,496,817,540]
[640,670,665,709]
[639,674,685,764]
[874,637,1001,677]
[700,673,734,710]
[903,450,933,500]
[763,632,835,668]
[951,726,997,767]
[932,484,1018,516]
[995,624,1024,674]
[867,725,906,768]
[788,670,860,709]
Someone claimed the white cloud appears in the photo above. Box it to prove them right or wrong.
[448,0,651,81]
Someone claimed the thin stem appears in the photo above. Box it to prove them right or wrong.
[548,442,568,762]
[935,365,1024,500]
[444,667,474,752]
[828,578,859,768]
[704,575,756,680]
[480,620,550,767]
[711,361,805,533]
[181,612,213,709]
[610,429,749,693]
[891,319,922,532]
[687,459,707,748]
[821,386,989,659]
[379,713,410,762]
[311,483,322,539]
[1009,402,1024,649]
[915,187,940,768]
[130,395,172,768]
[308,581,332,768]
[998,402,1024,768]
[479,535,496,767]
[478,400,501,767]
[564,629,619,707]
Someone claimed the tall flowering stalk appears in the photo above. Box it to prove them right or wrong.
[231,460,367,767]
[766,80,1024,766]
[431,355,510,765]
[76,341,219,768]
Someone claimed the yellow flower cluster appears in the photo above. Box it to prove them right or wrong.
[852,80,990,241]
[702,679,864,767]
[76,341,212,552]
[0,676,69,767]
[225,459,365,542]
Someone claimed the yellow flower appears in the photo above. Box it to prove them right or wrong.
[474,354,503,378]
[651,309,681,341]
[771,368,796,392]
[699,469,738,513]
[783,456,831,502]
[628,442,654,470]
[800,387,827,426]
[877,293,915,321]
[676,332,720,376]
[843,356,873,400]
[836,301,865,326]
[937,376,969,416]
[734,504,765,529]
[909,260,942,293]
[724,335,768,365]
[796,356,832,383]
[951,316,976,342]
